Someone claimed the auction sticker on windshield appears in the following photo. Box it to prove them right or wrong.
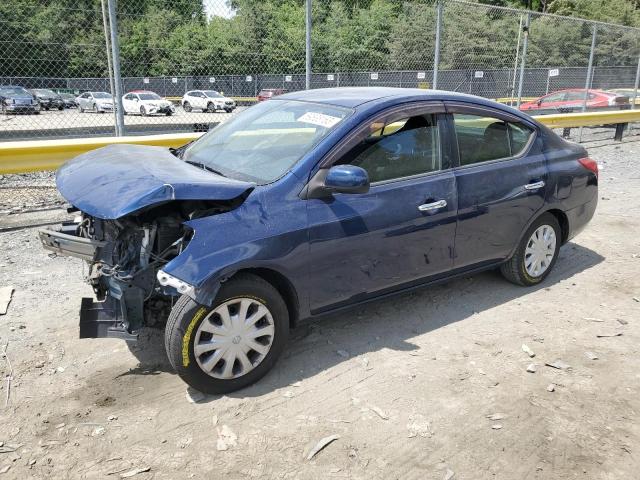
[297,111,342,129]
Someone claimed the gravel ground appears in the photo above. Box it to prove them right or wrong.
[0,138,639,479]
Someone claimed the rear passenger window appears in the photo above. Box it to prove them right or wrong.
[339,114,440,183]
[453,114,534,166]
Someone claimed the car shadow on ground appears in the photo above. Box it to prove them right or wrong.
[124,242,604,398]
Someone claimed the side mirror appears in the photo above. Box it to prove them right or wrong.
[324,165,369,194]
[302,164,370,199]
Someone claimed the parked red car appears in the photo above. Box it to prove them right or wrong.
[519,89,629,113]
[257,88,286,101]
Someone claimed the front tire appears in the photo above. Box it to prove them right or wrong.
[140,106,147,116]
[500,213,561,286]
[165,273,289,394]
[183,101,192,112]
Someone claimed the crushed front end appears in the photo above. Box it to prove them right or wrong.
[40,207,193,341]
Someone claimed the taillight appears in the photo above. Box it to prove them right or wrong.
[578,157,598,179]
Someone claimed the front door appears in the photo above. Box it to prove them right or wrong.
[447,104,548,269]
[306,104,458,313]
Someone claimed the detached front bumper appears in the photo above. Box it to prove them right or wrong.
[39,224,143,342]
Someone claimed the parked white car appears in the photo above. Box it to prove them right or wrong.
[122,91,175,116]
[181,90,236,113]
[76,92,113,113]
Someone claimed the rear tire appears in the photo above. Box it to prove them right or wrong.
[207,102,215,113]
[500,213,561,287]
[140,106,147,116]
[165,273,290,394]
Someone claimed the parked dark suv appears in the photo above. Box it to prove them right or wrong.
[41,87,598,394]
[0,85,40,114]
[29,88,64,110]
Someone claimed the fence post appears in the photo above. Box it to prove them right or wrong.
[100,0,118,135]
[515,12,530,109]
[582,25,597,112]
[510,14,523,106]
[632,54,640,110]
[305,0,312,90]
[107,0,125,136]
[432,0,443,89]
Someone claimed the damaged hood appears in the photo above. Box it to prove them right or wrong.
[56,144,255,219]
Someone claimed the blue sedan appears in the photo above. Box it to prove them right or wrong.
[41,87,598,393]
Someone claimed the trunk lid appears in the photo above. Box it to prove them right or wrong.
[57,144,255,219]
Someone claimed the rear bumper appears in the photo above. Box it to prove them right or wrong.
[566,195,598,242]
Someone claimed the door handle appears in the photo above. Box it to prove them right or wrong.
[418,199,447,212]
[524,180,545,191]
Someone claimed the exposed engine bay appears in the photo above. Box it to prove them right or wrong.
[39,199,241,341]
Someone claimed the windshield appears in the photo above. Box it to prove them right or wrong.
[203,90,223,98]
[0,87,30,96]
[183,99,352,184]
[138,93,161,100]
[93,92,112,99]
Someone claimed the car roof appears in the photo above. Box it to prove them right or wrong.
[278,86,512,109]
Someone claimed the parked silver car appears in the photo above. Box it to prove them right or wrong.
[76,91,114,113]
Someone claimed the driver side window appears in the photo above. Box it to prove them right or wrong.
[338,114,441,183]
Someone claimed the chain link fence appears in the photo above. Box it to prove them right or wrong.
[1,0,640,141]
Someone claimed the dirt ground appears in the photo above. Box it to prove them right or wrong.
[0,137,639,479]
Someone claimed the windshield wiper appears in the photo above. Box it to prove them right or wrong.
[169,140,194,159]
[183,160,227,177]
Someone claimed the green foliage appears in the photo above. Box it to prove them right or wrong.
[1,0,639,79]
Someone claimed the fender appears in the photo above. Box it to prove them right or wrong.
[161,173,311,313]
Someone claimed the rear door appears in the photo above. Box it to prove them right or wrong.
[446,103,547,269]
[306,103,458,313]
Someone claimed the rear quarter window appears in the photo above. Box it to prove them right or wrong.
[453,114,534,166]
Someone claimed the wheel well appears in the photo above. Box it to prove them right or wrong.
[233,268,299,329]
[546,209,569,244]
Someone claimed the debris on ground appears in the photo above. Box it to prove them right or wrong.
[1,344,13,407]
[585,351,599,360]
[596,332,623,338]
[407,414,433,438]
[527,363,537,373]
[486,413,505,421]
[216,425,237,451]
[547,384,555,392]
[546,360,571,370]
[0,286,14,315]
[119,466,151,478]
[522,344,535,358]
[444,468,455,480]
[336,349,349,358]
[491,424,503,430]
[368,405,389,420]
[306,434,340,460]
[583,317,604,322]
